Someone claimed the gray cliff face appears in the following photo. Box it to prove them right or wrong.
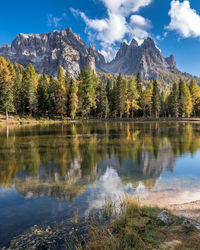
[0,28,177,80]
[0,28,104,78]
[102,37,177,80]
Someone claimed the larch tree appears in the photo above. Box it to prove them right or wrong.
[142,83,153,117]
[126,77,140,118]
[189,79,200,116]
[0,57,15,120]
[179,79,192,117]
[55,66,67,118]
[68,79,78,119]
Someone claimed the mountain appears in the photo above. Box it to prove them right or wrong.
[0,28,105,78]
[102,38,178,80]
[0,27,192,81]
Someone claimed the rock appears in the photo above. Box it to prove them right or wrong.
[0,27,104,78]
[103,37,177,80]
[178,215,200,230]
[157,210,173,225]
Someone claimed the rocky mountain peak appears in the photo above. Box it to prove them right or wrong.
[102,36,177,80]
[130,38,138,47]
[115,41,129,60]
[142,37,156,49]
[165,54,176,69]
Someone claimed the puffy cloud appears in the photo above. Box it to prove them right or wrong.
[166,0,200,38]
[71,0,152,61]
[47,13,66,28]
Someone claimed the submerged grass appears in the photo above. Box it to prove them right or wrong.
[85,195,200,250]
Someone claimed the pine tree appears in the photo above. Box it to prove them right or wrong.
[37,74,49,116]
[152,80,160,118]
[68,79,78,119]
[78,66,97,118]
[96,78,109,118]
[169,80,179,117]
[55,66,67,118]
[136,72,143,116]
[48,75,57,116]
[13,63,24,114]
[0,57,15,120]
[22,63,38,115]
[179,79,192,117]
[115,73,126,118]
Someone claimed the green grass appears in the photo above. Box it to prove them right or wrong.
[85,196,200,250]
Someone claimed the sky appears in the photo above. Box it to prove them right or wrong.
[0,0,200,76]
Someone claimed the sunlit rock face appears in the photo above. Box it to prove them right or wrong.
[0,28,105,78]
[102,38,177,80]
[0,29,177,80]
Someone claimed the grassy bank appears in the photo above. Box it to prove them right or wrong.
[86,196,200,250]
[7,197,200,250]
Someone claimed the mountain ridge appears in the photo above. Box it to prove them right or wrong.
[0,27,196,81]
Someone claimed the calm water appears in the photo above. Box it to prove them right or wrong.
[0,122,200,246]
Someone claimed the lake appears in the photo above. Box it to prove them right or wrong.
[0,121,200,247]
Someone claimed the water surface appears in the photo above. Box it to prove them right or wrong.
[0,122,200,247]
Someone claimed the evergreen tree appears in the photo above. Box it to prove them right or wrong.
[152,80,160,118]
[13,63,24,114]
[22,63,38,115]
[96,78,109,118]
[78,66,97,118]
[179,79,192,117]
[0,57,15,120]
[55,66,67,118]
[169,80,179,117]
[106,78,113,116]
[48,75,57,116]
[136,72,143,116]
[68,79,78,119]
[37,74,49,116]
[115,73,126,118]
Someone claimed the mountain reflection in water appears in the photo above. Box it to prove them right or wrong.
[0,122,200,247]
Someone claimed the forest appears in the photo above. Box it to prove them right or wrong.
[0,56,199,120]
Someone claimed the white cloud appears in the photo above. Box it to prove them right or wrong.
[166,0,200,38]
[71,0,152,61]
[47,13,66,28]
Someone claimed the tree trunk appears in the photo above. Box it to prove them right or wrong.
[6,110,8,121]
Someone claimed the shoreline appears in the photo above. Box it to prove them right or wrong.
[5,198,200,250]
[1,116,200,126]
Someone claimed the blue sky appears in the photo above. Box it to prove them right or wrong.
[0,0,200,76]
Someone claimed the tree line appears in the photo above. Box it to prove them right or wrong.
[0,56,199,120]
